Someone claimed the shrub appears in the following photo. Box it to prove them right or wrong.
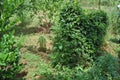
[42,66,85,80]
[0,0,23,79]
[42,54,120,80]
[16,0,34,24]
[86,54,120,80]
[0,34,21,79]
[52,1,108,68]
[52,2,91,68]
[86,10,108,52]
[0,0,24,36]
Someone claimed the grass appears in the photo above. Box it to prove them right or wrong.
[20,52,53,80]
[15,18,53,79]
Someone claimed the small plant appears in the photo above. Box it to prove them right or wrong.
[38,35,47,52]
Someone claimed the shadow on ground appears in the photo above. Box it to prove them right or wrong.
[13,22,51,36]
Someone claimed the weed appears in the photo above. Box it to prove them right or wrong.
[38,35,47,52]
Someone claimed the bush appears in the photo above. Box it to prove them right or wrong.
[87,10,108,52]
[23,0,66,26]
[0,0,23,79]
[0,34,21,79]
[52,1,108,68]
[42,66,85,80]
[86,54,120,80]
[42,54,120,80]
[16,0,35,24]
[52,2,93,68]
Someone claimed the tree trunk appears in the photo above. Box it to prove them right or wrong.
[98,0,101,10]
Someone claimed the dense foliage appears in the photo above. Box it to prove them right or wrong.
[20,0,66,26]
[0,0,23,79]
[52,2,108,68]
[0,34,21,79]
[87,10,108,52]
[44,54,120,80]
[0,0,119,80]
[86,54,120,80]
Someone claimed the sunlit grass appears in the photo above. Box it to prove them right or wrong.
[20,52,53,79]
